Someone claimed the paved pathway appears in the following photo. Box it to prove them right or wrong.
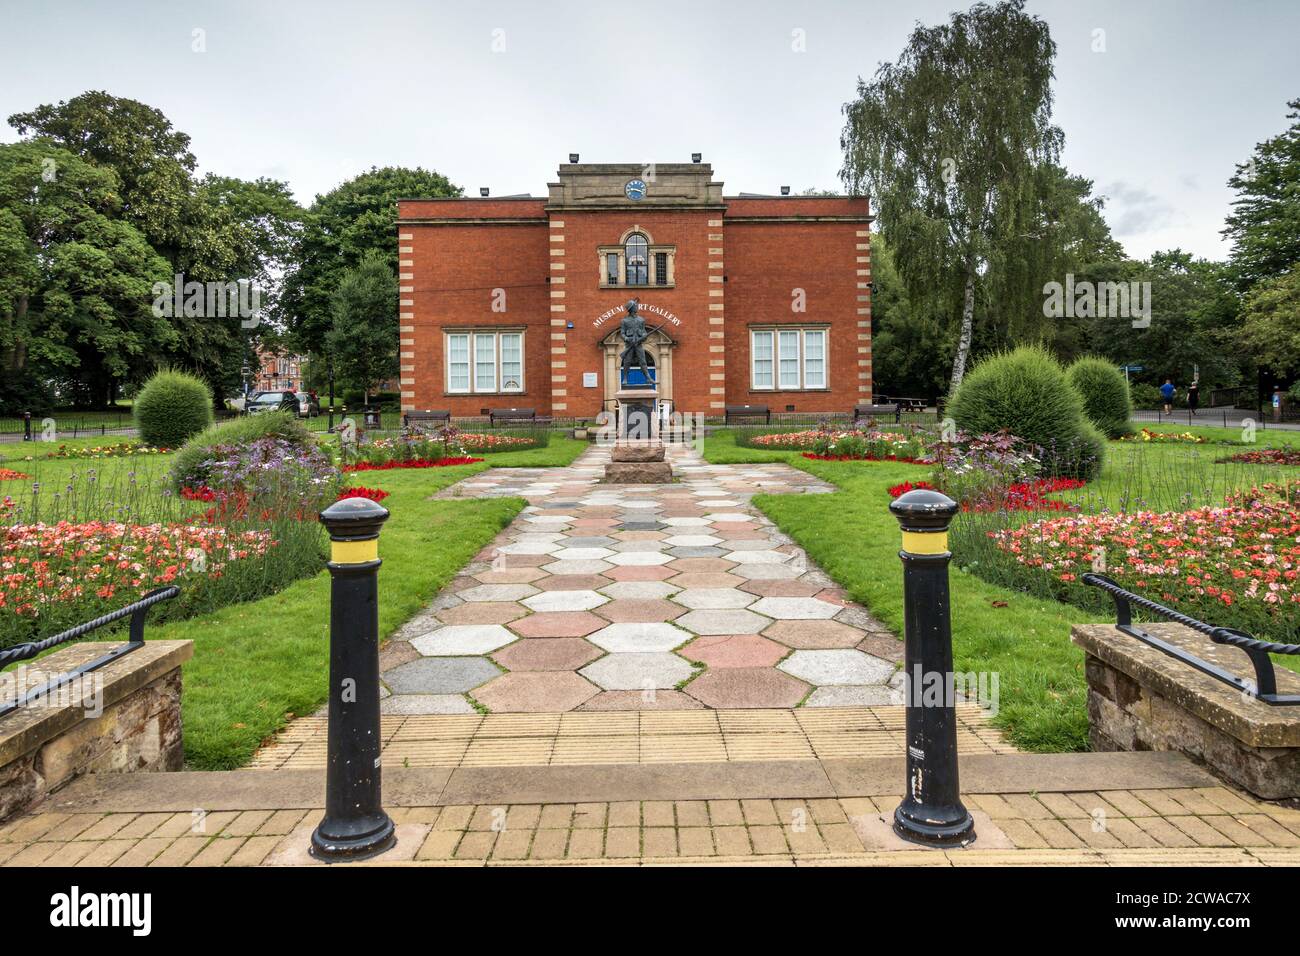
[377,443,906,715]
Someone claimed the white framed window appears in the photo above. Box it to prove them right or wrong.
[446,330,524,394]
[750,328,829,391]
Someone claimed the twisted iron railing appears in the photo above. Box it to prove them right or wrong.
[1081,573,1300,705]
[0,586,179,718]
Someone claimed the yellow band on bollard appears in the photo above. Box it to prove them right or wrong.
[901,530,948,555]
[331,539,379,564]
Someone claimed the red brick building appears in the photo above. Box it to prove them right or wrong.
[397,161,872,420]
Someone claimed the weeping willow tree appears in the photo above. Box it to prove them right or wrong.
[840,0,1063,395]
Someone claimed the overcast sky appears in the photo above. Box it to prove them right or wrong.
[3,0,1296,260]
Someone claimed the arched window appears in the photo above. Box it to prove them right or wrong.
[625,233,648,286]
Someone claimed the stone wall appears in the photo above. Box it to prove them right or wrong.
[1072,623,1300,800]
[0,640,192,822]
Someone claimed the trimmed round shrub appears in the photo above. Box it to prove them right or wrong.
[947,345,1105,480]
[133,370,213,449]
[1067,357,1133,439]
[171,410,314,490]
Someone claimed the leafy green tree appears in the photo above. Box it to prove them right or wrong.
[1223,98,1300,289]
[0,140,173,408]
[8,90,196,254]
[1234,265,1300,376]
[840,0,1062,395]
[282,166,460,355]
[868,233,950,400]
[325,252,399,404]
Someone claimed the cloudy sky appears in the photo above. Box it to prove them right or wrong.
[3,0,1296,260]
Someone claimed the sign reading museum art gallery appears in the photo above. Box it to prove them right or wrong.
[592,302,682,329]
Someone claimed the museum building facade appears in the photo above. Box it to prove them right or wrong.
[397,159,873,420]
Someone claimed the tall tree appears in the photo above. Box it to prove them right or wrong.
[840,0,1062,395]
[282,166,460,356]
[325,252,399,404]
[1233,265,1300,377]
[1223,98,1300,290]
[0,140,173,408]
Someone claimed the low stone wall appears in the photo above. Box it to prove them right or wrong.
[0,640,193,822]
[1072,623,1300,800]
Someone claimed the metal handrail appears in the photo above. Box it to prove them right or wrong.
[1081,573,1299,705]
[0,586,180,718]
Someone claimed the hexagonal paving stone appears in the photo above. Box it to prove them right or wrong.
[668,557,737,574]
[663,534,723,548]
[381,694,477,715]
[507,611,606,638]
[436,602,527,626]
[588,622,691,653]
[491,638,602,671]
[597,580,681,600]
[521,589,609,613]
[611,540,669,553]
[456,583,540,603]
[777,649,896,686]
[524,514,575,524]
[805,685,901,707]
[739,579,825,598]
[533,574,612,591]
[668,546,726,559]
[606,551,674,566]
[541,559,614,575]
[684,667,808,708]
[672,588,757,610]
[472,567,549,585]
[385,657,501,694]
[595,598,685,623]
[411,624,518,656]
[732,564,804,580]
[676,608,772,636]
[748,596,840,620]
[472,672,599,712]
[561,536,618,549]
[551,547,617,562]
[580,653,696,690]
[763,620,867,649]
[667,571,747,590]
[604,565,677,582]
[703,512,754,523]
[497,541,560,555]
[723,550,792,565]
[680,634,787,669]
[660,517,711,527]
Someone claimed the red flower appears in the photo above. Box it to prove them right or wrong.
[338,486,391,502]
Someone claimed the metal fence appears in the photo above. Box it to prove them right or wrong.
[1083,573,1299,706]
[0,586,179,718]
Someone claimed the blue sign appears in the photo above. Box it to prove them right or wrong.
[1121,365,1145,372]
[621,366,656,388]
[624,179,647,201]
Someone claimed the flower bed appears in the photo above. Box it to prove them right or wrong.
[0,469,30,480]
[976,499,1300,641]
[1119,428,1205,444]
[749,426,932,463]
[1,520,275,619]
[338,486,390,502]
[803,451,928,464]
[1215,448,1300,466]
[888,477,1084,512]
[43,442,166,459]
[343,456,483,472]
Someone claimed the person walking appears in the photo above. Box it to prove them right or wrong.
[1160,378,1176,415]
[1187,379,1199,417]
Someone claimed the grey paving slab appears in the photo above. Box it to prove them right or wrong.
[588,622,692,653]
[456,583,540,603]
[777,649,897,686]
[384,657,502,694]
[672,588,758,610]
[676,609,772,635]
[380,694,477,715]
[410,624,518,656]
[598,581,682,600]
[579,653,697,690]
[749,596,841,620]
[521,589,610,613]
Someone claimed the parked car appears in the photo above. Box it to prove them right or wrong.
[245,390,299,415]
[295,391,321,417]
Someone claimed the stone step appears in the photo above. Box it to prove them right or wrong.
[42,750,1219,815]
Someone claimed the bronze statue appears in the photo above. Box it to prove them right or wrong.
[619,298,657,386]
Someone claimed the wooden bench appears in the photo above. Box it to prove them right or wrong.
[489,407,537,426]
[724,404,770,425]
[402,409,451,433]
[875,395,928,412]
[854,402,902,425]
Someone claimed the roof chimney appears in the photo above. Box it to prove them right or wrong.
[780,186,791,196]
[479,187,489,197]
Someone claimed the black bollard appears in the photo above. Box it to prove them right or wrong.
[22,411,32,442]
[310,496,395,862]
[889,488,975,848]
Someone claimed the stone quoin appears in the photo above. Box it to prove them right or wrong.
[397,160,874,418]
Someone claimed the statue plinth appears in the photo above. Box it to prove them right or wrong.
[606,391,671,483]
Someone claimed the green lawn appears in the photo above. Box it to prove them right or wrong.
[702,424,1300,753]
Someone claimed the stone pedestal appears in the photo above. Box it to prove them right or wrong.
[605,440,672,483]
[1071,622,1300,799]
[616,388,659,442]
